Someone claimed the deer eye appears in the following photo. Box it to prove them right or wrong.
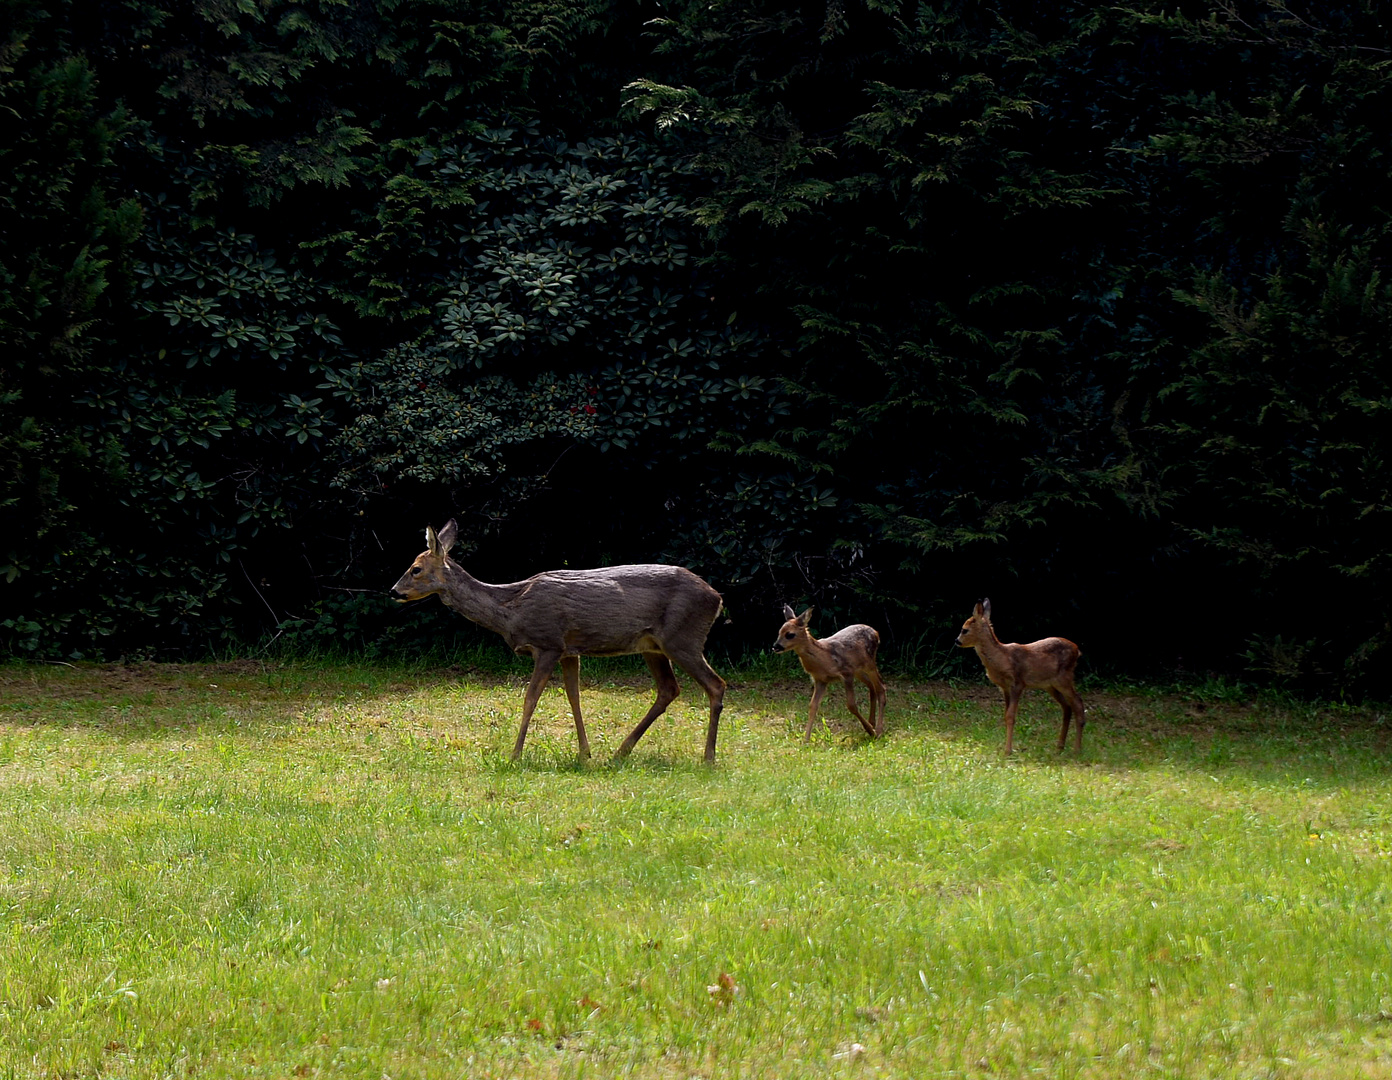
[784,631,795,639]
[410,566,422,575]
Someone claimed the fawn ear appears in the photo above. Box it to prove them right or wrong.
[798,607,813,626]
[437,518,459,554]
[972,600,985,618]
[981,598,992,623]
[426,525,441,557]
[782,604,797,622]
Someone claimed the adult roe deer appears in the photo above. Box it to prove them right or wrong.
[773,605,887,741]
[390,519,726,763]
[955,598,1085,756]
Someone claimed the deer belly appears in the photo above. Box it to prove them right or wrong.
[559,628,662,656]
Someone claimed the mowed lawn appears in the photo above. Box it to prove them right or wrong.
[1,658,1390,1079]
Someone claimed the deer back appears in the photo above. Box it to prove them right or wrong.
[501,565,721,656]
[816,624,880,676]
[1008,636,1080,688]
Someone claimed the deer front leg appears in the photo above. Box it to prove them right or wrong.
[803,681,829,742]
[1002,686,1023,757]
[613,653,680,761]
[843,677,877,738]
[559,655,590,761]
[514,650,560,761]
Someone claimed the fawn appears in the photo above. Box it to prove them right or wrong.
[955,598,1084,755]
[774,605,887,741]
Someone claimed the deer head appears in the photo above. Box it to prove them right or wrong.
[773,605,813,652]
[389,519,459,602]
[955,598,993,648]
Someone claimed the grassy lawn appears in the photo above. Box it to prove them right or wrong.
[1,657,1390,1079]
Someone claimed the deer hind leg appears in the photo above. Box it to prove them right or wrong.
[670,650,726,765]
[514,650,560,761]
[860,668,887,737]
[612,652,681,761]
[559,655,590,761]
[1046,687,1071,752]
[843,677,877,738]
[1068,686,1086,752]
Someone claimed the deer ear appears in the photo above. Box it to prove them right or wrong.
[782,604,797,622]
[798,607,813,626]
[437,518,459,554]
[426,526,441,557]
[982,598,992,622]
[972,600,985,618]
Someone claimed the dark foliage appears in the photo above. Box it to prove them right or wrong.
[2,0,1389,695]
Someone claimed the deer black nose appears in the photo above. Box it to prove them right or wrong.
[389,588,405,601]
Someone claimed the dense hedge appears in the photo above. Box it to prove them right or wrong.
[3,0,1389,693]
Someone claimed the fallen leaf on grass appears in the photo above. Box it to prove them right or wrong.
[707,972,740,1007]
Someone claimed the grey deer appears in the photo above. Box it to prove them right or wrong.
[955,598,1085,755]
[773,605,887,741]
[390,520,727,763]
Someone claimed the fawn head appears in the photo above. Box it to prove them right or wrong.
[955,598,993,648]
[774,605,813,653]
[389,519,459,602]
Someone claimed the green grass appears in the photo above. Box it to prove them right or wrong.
[1,657,1391,1079]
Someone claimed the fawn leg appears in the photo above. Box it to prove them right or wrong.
[1048,687,1071,752]
[1002,687,1022,756]
[804,681,828,741]
[1069,689,1086,752]
[875,672,887,737]
[860,669,886,737]
[559,655,590,760]
[843,678,877,737]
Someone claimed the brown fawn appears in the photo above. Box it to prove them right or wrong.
[390,519,726,764]
[774,605,887,741]
[955,598,1084,755]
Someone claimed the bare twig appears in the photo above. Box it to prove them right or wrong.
[238,559,281,628]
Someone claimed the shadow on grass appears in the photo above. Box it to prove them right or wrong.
[3,659,1391,785]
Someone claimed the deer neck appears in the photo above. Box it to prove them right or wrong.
[437,562,515,637]
[973,626,1010,666]
[794,634,828,672]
